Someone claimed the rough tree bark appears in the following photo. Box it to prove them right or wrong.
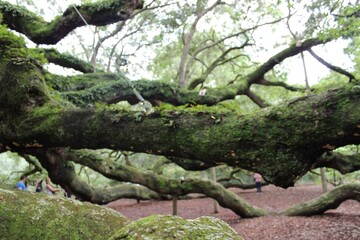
[2,63,360,187]
[315,152,360,174]
[0,0,143,44]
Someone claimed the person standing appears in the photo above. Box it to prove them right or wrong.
[45,178,61,195]
[253,173,262,193]
[16,175,28,191]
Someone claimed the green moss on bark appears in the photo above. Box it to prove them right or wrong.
[110,215,243,240]
[0,188,129,240]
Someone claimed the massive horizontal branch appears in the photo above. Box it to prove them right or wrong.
[2,72,360,186]
[1,35,360,187]
[0,0,143,44]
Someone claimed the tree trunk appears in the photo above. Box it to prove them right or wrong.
[320,167,328,193]
[211,167,219,213]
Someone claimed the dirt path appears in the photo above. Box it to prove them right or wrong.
[106,184,360,239]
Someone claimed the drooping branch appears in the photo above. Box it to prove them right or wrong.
[38,48,94,73]
[281,183,360,216]
[56,148,267,218]
[0,0,143,44]
[20,153,44,176]
[308,48,356,82]
[29,148,160,204]
[244,89,268,108]
[315,152,360,174]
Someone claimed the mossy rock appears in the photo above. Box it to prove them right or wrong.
[0,188,129,240]
[110,214,243,240]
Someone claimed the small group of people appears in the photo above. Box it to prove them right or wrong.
[16,175,61,195]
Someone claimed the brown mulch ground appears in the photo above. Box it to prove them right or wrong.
[106,184,360,239]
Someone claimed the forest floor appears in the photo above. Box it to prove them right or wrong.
[107,184,360,240]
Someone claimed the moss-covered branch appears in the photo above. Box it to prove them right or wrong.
[1,28,360,187]
[315,152,360,174]
[54,148,267,218]
[47,72,240,107]
[281,183,360,216]
[0,0,143,44]
[219,179,269,189]
[38,48,94,73]
[20,153,44,176]
[2,69,360,187]
[28,148,160,204]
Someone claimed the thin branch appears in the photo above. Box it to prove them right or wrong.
[308,48,356,82]
[245,89,268,108]
[90,1,173,66]
[178,0,223,87]
[257,78,303,91]
[185,17,286,80]
[244,37,331,86]
[188,44,250,90]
